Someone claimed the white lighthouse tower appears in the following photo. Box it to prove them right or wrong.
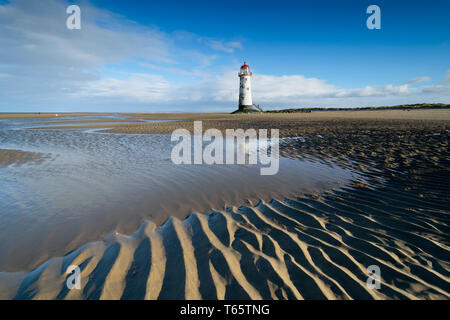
[238,61,253,111]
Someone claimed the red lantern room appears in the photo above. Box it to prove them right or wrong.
[239,61,252,77]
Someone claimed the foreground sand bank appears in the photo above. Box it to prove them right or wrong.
[0,165,448,299]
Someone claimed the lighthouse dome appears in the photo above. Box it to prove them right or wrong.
[240,61,250,69]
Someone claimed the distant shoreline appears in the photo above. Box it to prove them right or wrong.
[1,103,449,118]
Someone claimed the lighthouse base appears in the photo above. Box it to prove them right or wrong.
[238,105,254,111]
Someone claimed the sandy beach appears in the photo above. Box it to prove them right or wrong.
[25,109,450,134]
[0,109,449,300]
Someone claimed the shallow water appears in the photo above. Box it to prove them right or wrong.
[0,116,359,271]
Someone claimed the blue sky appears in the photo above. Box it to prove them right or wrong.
[0,0,449,112]
[91,0,449,85]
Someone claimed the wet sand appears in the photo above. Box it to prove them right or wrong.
[36,119,143,124]
[0,113,112,119]
[0,149,49,167]
[0,109,449,300]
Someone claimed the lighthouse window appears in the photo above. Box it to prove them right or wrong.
[247,88,249,91]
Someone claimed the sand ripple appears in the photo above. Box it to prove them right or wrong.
[0,169,449,300]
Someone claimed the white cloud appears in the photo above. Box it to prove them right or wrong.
[0,0,171,68]
[253,75,335,102]
[334,84,410,98]
[204,39,242,53]
[441,70,450,84]
[72,69,450,109]
[73,74,172,102]
[405,76,431,85]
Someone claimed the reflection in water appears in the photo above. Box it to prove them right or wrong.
[0,116,358,271]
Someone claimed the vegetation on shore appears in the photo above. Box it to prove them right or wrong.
[232,103,450,114]
[264,103,450,113]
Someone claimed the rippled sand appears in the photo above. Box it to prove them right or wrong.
[0,166,449,300]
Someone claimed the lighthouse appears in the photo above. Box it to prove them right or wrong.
[238,61,253,111]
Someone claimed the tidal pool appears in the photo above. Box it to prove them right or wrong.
[0,116,359,271]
